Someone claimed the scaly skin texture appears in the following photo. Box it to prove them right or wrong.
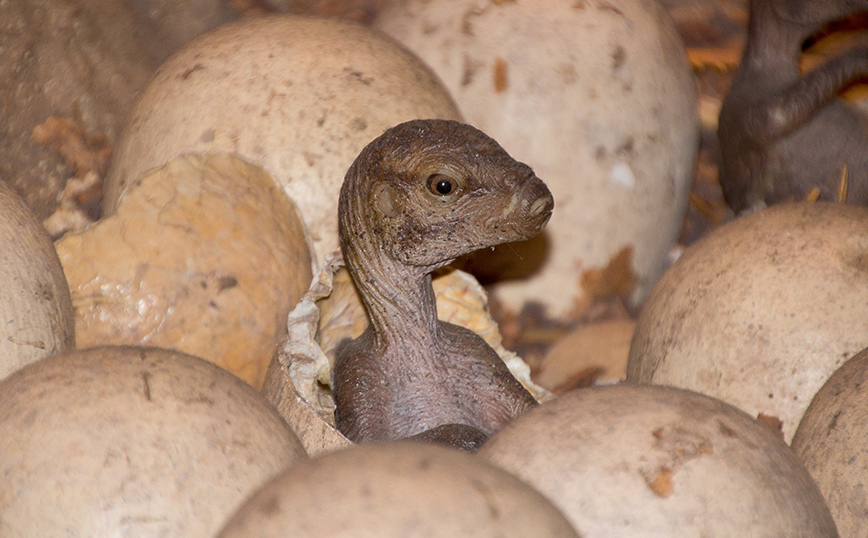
[718,0,868,213]
[334,119,553,451]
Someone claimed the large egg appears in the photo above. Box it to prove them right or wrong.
[375,0,699,321]
[57,153,312,388]
[216,441,580,537]
[0,346,307,537]
[0,180,74,380]
[479,384,837,537]
[628,202,868,441]
[103,14,461,266]
[792,346,868,537]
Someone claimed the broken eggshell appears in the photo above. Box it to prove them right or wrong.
[57,153,312,388]
[374,0,699,321]
[628,201,868,442]
[103,14,461,267]
[262,253,552,455]
[534,319,636,393]
[479,384,838,538]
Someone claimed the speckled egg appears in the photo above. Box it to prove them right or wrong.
[0,346,307,537]
[375,0,699,321]
[103,14,461,266]
[0,180,74,380]
[628,202,868,442]
[216,441,580,538]
[792,346,868,537]
[479,384,837,537]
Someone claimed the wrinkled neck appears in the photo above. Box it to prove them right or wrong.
[342,223,440,350]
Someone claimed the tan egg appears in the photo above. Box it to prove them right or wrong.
[103,14,461,266]
[216,441,581,538]
[0,180,74,380]
[0,345,307,538]
[535,319,636,392]
[57,153,311,388]
[262,257,550,455]
[374,0,698,322]
[792,346,868,537]
[628,202,868,442]
[0,0,156,218]
[479,384,838,538]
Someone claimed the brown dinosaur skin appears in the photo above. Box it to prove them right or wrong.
[333,119,553,452]
[718,0,868,213]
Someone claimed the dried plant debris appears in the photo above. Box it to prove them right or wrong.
[0,0,156,219]
[31,116,112,238]
[31,116,112,178]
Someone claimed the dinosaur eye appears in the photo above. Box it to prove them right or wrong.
[427,174,456,196]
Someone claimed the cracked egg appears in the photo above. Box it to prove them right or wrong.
[262,254,552,455]
[478,384,837,537]
[374,0,699,321]
[103,14,461,267]
[0,346,306,537]
[56,153,312,388]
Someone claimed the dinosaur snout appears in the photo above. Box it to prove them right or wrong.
[517,176,554,231]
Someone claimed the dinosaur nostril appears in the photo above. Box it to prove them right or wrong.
[528,195,551,216]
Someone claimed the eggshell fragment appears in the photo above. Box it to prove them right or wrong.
[262,254,550,455]
[534,319,636,392]
[479,384,838,538]
[57,153,312,388]
[628,202,868,441]
[792,346,868,537]
[0,180,74,380]
[104,14,461,266]
[216,441,581,538]
[0,346,307,538]
[375,0,699,321]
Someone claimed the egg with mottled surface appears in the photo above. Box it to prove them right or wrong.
[104,14,461,266]
[628,202,868,441]
[58,153,312,388]
[0,180,74,380]
[479,384,837,537]
[793,346,868,537]
[216,441,581,538]
[0,346,307,538]
[375,0,698,321]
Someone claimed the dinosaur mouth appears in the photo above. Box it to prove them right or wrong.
[519,183,554,230]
